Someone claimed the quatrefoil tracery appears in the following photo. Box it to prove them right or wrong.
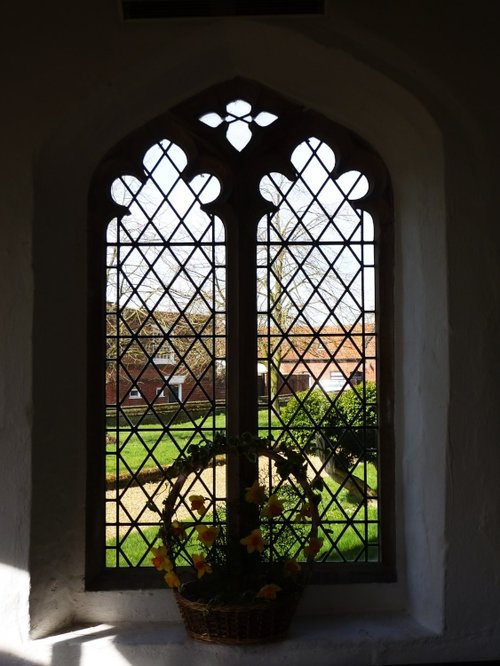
[199,99,278,152]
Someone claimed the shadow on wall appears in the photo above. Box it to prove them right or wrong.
[0,651,46,666]
[49,626,115,666]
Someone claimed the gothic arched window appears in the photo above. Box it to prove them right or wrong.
[87,80,394,588]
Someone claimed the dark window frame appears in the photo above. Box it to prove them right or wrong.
[86,78,395,590]
[121,0,326,21]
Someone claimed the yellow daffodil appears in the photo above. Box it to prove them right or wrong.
[240,528,267,554]
[256,583,281,600]
[189,494,207,516]
[260,494,284,518]
[297,502,313,522]
[151,545,173,572]
[164,570,181,589]
[244,480,267,505]
[170,520,187,540]
[192,553,213,578]
[195,524,220,547]
[283,558,301,577]
[303,536,324,559]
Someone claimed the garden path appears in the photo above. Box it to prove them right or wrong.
[106,457,325,538]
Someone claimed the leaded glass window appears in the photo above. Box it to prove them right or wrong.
[257,140,379,564]
[87,80,394,588]
[104,140,226,569]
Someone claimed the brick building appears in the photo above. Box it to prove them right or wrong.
[108,318,376,409]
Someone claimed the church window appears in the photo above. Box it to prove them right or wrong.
[87,80,395,588]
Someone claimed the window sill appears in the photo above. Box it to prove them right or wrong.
[31,613,438,665]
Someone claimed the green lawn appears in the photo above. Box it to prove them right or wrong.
[106,463,379,568]
[316,472,379,562]
[106,409,379,566]
[106,413,228,476]
[106,526,159,567]
[106,500,378,569]
[106,409,281,476]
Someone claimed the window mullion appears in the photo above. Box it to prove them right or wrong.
[225,211,259,544]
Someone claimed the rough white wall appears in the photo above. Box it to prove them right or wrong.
[27,18,448,636]
[1,0,499,662]
[0,126,33,652]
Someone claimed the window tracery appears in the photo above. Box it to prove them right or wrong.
[87,80,394,588]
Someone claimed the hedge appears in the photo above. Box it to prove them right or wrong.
[280,382,378,469]
[106,400,226,428]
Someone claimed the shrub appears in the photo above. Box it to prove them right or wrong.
[281,382,378,469]
[280,389,330,450]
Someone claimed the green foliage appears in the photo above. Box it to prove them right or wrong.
[106,400,226,428]
[281,382,378,468]
[106,480,380,567]
[157,433,323,602]
[106,526,159,567]
[106,412,227,476]
[280,389,330,449]
[107,409,277,477]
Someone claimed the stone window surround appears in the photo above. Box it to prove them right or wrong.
[28,28,448,660]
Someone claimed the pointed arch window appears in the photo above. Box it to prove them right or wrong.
[87,80,394,588]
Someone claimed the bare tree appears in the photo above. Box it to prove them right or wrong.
[106,138,372,414]
[105,148,227,400]
[257,166,367,414]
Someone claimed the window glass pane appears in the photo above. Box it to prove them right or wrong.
[105,140,226,568]
[257,137,379,564]
[92,88,393,587]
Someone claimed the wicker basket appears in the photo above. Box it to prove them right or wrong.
[175,587,299,644]
[162,437,320,644]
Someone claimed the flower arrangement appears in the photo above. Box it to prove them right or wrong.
[151,433,323,618]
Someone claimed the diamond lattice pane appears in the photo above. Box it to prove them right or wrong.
[105,139,227,568]
[257,138,379,564]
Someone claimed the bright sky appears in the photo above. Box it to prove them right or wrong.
[107,99,375,323]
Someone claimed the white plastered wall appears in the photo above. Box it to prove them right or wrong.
[26,21,447,647]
